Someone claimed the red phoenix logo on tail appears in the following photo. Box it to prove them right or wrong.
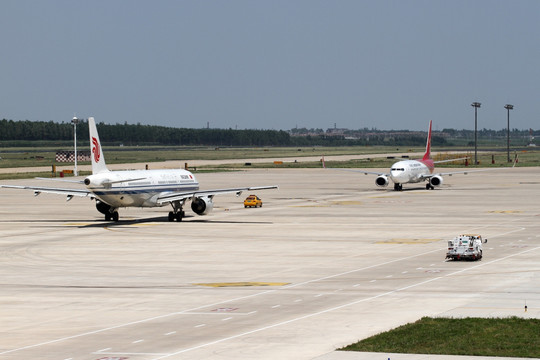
[92,137,100,163]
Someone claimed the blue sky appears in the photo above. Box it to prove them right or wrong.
[1,1,538,131]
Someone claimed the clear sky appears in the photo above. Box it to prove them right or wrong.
[1,0,538,131]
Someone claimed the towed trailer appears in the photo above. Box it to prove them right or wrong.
[446,234,486,261]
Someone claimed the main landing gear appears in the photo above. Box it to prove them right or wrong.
[394,183,403,191]
[96,200,119,222]
[168,201,185,222]
[105,211,119,222]
[426,183,435,190]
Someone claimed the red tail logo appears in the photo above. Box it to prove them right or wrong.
[92,137,101,163]
[422,120,432,161]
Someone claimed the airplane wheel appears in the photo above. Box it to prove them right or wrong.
[112,211,119,222]
[168,212,175,222]
[175,212,183,222]
[105,214,111,221]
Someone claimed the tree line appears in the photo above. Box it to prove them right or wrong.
[0,119,291,146]
[0,118,476,148]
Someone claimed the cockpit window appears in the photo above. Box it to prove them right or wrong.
[391,168,405,171]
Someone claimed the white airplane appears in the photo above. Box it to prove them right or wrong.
[1,117,278,222]
[326,120,491,191]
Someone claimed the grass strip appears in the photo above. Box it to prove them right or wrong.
[341,317,540,358]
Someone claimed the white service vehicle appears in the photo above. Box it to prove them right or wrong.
[446,234,486,261]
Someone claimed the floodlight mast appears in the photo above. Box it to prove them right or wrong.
[504,104,514,163]
[471,102,481,165]
[72,116,79,176]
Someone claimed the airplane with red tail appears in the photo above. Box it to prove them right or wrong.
[326,120,490,191]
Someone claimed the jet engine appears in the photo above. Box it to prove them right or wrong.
[429,175,444,187]
[375,175,389,187]
[95,199,113,215]
[191,196,214,215]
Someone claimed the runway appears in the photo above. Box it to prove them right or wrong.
[0,167,539,360]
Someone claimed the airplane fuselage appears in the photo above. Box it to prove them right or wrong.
[84,169,199,208]
[389,159,434,185]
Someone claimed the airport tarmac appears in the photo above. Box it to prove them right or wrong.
[0,167,539,360]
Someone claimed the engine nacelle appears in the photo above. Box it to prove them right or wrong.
[95,200,113,215]
[375,175,389,187]
[429,175,444,187]
[191,196,214,215]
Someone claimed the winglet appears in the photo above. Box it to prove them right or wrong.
[88,117,109,174]
[422,120,433,161]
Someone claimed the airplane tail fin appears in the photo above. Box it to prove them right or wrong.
[422,120,432,161]
[88,117,109,174]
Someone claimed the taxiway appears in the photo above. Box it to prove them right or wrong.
[0,167,538,360]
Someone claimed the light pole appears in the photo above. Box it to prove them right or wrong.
[471,102,481,165]
[504,104,514,162]
[72,116,79,176]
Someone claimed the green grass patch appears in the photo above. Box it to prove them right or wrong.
[198,148,540,170]
[341,317,540,358]
[1,146,539,172]
[0,145,411,169]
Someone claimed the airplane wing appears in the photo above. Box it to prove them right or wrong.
[419,168,505,179]
[156,185,278,205]
[324,168,388,176]
[433,157,469,164]
[34,177,85,184]
[0,184,92,200]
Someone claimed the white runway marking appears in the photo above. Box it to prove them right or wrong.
[3,244,536,357]
[151,245,540,360]
[164,331,176,336]
[95,351,169,356]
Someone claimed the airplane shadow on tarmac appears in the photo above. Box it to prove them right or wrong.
[1,216,273,229]
[81,216,274,228]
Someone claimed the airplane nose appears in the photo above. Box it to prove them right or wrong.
[390,171,406,183]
